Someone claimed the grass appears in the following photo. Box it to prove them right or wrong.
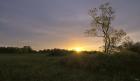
[0,52,140,81]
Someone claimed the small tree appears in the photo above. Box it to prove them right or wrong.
[109,28,126,52]
[86,2,126,54]
[119,37,134,51]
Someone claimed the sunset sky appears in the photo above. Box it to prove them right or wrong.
[0,0,140,50]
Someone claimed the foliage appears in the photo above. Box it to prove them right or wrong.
[119,40,140,54]
[38,48,73,56]
[109,29,127,52]
[0,47,73,56]
[0,46,35,54]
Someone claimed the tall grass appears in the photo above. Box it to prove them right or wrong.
[0,51,140,81]
[60,51,140,81]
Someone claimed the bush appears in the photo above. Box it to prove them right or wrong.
[120,41,140,54]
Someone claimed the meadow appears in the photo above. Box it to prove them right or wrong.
[0,51,140,81]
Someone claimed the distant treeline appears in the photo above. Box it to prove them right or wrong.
[38,49,98,56]
[0,41,140,55]
[0,46,98,56]
[38,49,73,56]
[0,46,35,54]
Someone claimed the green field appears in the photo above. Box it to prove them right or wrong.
[0,53,140,81]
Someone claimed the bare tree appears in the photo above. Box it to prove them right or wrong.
[119,36,133,50]
[86,2,126,54]
[109,29,126,52]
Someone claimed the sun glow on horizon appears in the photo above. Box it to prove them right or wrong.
[73,47,84,52]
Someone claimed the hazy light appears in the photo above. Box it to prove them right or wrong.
[74,47,84,52]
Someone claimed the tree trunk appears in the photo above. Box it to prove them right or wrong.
[107,35,111,54]
[104,34,111,54]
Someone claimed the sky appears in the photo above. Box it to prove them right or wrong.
[0,0,140,50]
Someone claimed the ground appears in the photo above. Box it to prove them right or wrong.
[0,53,140,81]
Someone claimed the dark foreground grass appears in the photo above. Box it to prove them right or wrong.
[0,52,140,81]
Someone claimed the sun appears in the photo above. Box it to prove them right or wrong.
[74,47,83,52]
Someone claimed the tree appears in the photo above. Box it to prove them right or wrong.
[109,28,126,52]
[86,2,126,54]
[22,46,33,53]
[119,37,140,53]
[118,36,133,51]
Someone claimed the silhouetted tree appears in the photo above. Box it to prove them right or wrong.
[118,36,133,50]
[86,2,126,54]
[119,37,140,53]
[109,29,126,52]
[0,46,35,54]
[22,46,33,53]
[38,48,71,56]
